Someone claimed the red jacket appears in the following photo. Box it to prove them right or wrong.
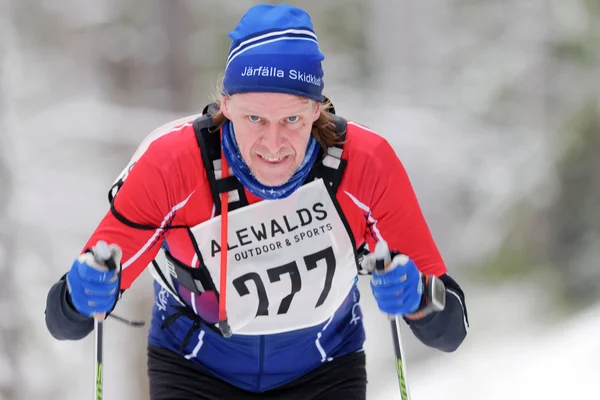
[84,118,447,290]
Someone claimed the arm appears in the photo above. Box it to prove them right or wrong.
[365,139,469,352]
[45,148,182,341]
[407,274,468,352]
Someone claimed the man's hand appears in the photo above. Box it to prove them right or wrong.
[66,241,122,319]
[363,251,423,316]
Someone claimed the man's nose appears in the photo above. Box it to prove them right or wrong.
[262,123,285,153]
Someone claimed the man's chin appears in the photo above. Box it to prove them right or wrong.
[254,172,294,188]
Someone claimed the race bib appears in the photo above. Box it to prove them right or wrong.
[189,179,358,335]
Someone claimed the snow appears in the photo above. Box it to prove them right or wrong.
[366,295,600,399]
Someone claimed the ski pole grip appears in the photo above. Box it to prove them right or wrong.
[90,241,118,321]
[374,240,391,272]
[91,241,117,271]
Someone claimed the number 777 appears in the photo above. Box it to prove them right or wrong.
[232,246,337,317]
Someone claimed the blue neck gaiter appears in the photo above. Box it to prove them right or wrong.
[221,121,319,200]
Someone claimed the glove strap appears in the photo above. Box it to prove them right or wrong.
[405,274,446,320]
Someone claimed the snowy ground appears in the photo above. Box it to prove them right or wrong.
[409,307,599,400]
[363,283,600,400]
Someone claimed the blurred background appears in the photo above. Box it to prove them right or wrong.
[1,0,599,399]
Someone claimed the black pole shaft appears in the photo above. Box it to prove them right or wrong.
[391,317,410,399]
[95,319,104,400]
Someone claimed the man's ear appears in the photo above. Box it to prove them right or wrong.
[221,96,231,119]
[312,101,322,122]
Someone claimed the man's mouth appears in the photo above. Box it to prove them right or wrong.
[258,154,289,164]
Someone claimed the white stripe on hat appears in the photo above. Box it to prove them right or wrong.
[226,36,319,69]
[227,28,317,63]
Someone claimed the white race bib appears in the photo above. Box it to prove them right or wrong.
[189,179,358,335]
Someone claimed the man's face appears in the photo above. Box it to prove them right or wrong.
[221,92,321,187]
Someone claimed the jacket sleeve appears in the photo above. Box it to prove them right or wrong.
[365,138,469,352]
[45,275,95,340]
[404,274,469,352]
[44,141,188,341]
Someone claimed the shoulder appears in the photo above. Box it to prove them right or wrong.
[112,114,208,201]
[334,119,408,207]
[341,120,399,170]
[134,115,203,170]
[109,115,217,226]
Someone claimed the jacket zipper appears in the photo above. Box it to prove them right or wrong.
[255,335,265,391]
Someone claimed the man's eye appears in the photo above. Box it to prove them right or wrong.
[248,115,261,123]
[287,116,299,123]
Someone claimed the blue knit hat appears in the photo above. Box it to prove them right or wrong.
[222,4,325,102]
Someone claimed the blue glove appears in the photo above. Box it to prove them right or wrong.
[365,252,424,316]
[66,241,122,318]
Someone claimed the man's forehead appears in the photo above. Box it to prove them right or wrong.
[231,94,312,114]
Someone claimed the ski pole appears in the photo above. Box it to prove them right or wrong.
[94,318,106,400]
[90,242,118,400]
[374,240,411,400]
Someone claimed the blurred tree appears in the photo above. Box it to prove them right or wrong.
[545,100,600,306]
[0,11,20,397]
[538,0,600,306]
[307,0,371,86]
[474,0,600,309]
[0,145,18,400]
